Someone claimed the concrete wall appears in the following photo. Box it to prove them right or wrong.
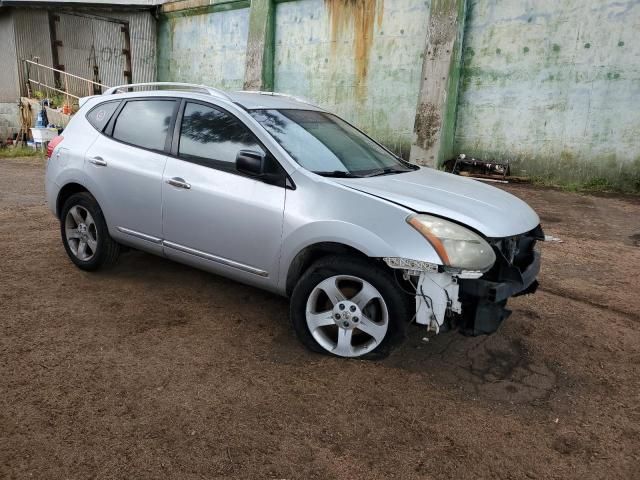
[455,0,640,188]
[157,1,429,157]
[156,0,640,190]
[0,103,19,143]
[158,7,251,90]
[273,0,430,157]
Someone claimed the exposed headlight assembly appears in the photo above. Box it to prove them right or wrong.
[407,214,496,272]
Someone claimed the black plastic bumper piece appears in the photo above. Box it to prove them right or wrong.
[460,250,541,303]
[457,250,541,336]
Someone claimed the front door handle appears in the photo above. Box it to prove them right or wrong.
[88,156,107,167]
[166,177,191,189]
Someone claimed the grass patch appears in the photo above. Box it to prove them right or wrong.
[0,147,45,159]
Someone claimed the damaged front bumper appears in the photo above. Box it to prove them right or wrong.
[410,226,543,336]
[456,249,540,335]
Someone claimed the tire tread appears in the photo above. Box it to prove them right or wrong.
[60,192,120,271]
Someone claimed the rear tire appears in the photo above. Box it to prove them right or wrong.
[60,192,120,271]
[290,255,412,359]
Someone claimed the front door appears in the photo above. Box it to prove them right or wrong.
[161,101,286,284]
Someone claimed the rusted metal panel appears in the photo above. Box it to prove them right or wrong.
[111,11,157,84]
[91,16,129,90]
[0,12,19,102]
[56,13,96,96]
[7,6,155,100]
[53,10,156,95]
[13,8,56,97]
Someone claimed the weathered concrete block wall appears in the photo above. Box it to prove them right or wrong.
[274,0,430,157]
[455,0,640,188]
[157,7,251,90]
[0,103,19,142]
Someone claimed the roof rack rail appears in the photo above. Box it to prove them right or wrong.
[235,90,318,107]
[103,82,232,101]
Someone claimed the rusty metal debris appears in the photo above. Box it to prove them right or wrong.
[443,154,530,183]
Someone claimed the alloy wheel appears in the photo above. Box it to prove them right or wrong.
[305,275,389,357]
[65,205,98,261]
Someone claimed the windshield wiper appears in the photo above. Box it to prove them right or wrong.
[365,167,411,177]
[313,170,362,178]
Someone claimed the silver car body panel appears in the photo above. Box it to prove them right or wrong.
[45,88,541,299]
[333,168,540,238]
[85,132,168,255]
[161,156,285,283]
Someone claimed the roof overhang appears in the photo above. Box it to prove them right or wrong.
[0,0,167,7]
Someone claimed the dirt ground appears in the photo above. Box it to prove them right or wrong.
[1,156,639,479]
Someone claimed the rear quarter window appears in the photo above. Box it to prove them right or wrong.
[86,101,121,132]
[112,100,176,152]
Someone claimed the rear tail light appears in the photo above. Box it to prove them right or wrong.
[46,135,64,160]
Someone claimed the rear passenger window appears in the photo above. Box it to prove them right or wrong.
[178,102,264,168]
[112,100,176,152]
[86,101,120,132]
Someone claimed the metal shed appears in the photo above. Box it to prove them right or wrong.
[0,0,163,140]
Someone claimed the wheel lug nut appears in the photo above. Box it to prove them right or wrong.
[339,304,345,310]
[353,317,359,323]
[343,321,349,327]
[350,305,356,312]
[334,313,341,320]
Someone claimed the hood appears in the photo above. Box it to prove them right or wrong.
[334,168,540,238]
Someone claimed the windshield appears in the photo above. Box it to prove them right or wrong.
[249,109,416,177]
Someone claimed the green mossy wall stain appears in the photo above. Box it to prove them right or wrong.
[455,0,640,190]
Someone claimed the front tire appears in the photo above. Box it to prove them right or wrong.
[60,192,120,271]
[290,255,412,359]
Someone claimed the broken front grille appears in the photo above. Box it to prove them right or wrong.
[486,224,544,276]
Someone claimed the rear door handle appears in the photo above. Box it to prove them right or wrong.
[88,156,107,167]
[166,177,191,189]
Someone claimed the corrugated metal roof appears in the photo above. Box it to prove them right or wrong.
[0,1,167,6]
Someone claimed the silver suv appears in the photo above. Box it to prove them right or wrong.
[45,83,543,359]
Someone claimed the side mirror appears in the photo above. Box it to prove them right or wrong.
[236,150,265,176]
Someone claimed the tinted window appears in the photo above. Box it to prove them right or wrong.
[86,101,120,132]
[178,102,264,168]
[112,100,175,151]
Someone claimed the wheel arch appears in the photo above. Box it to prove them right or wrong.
[284,241,382,297]
[56,182,92,219]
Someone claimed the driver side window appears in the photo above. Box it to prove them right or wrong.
[178,102,264,171]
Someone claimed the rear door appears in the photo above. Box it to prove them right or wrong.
[85,98,178,253]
